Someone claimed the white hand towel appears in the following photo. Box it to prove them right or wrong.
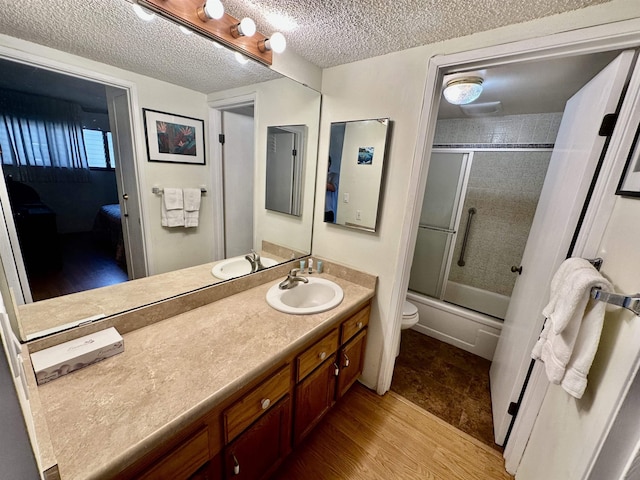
[161,187,184,227]
[532,259,612,398]
[183,188,201,228]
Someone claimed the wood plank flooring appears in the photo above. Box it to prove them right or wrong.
[273,384,512,480]
[28,232,128,301]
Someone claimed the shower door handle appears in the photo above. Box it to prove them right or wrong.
[457,207,476,267]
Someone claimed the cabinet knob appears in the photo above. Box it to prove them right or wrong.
[232,454,240,475]
[260,398,271,410]
[343,352,350,368]
[318,351,327,360]
[356,321,363,329]
[334,362,339,376]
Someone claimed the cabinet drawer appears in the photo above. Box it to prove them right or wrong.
[139,428,209,480]
[296,329,339,382]
[224,365,290,443]
[340,305,370,344]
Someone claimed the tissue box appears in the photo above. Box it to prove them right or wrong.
[31,327,124,385]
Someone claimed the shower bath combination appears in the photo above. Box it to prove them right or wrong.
[407,148,551,359]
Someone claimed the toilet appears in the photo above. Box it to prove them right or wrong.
[402,300,419,330]
[397,300,419,356]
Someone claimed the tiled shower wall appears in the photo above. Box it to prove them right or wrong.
[434,112,563,146]
[436,112,562,298]
[448,151,551,297]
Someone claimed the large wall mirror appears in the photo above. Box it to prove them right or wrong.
[325,118,390,232]
[0,1,321,342]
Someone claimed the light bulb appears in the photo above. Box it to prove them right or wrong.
[234,52,249,65]
[268,32,286,53]
[132,4,155,21]
[204,0,224,20]
[236,17,256,37]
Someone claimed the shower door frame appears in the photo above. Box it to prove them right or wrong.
[380,17,640,479]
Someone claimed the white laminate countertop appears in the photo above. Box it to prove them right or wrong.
[32,272,374,480]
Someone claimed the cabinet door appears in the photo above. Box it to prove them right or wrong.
[293,356,337,446]
[224,396,291,480]
[336,329,367,400]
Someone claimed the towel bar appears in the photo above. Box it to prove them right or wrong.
[152,186,207,195]
[590,288,640,316]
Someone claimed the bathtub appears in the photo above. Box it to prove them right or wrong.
[406,284,506,361]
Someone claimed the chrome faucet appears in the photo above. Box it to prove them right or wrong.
[245,249,265,273]
[279,268,309,290]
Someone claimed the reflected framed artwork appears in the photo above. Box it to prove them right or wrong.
[143,108,205,165]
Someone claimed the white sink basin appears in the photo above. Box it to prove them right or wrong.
[266,277,344,315]
[211,256,278,280]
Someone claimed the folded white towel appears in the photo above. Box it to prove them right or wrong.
[183,188,201,228]
[532,258,612,398]
[161,187,184,227]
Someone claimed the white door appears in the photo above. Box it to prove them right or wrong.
[106,87,147,279]
[222,110,254,258]
[490,51,636,446]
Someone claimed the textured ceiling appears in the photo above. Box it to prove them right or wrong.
[0,0,613,95]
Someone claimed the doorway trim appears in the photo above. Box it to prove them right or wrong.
[208,93,257,260]
[0,43,149,303]
[379,16,640,475]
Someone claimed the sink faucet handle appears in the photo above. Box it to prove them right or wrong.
[289,268,302,277]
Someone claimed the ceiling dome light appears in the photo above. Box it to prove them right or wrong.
[132,4,155,21]
[231,17,256,38]
[203,0,224,20]
[258,32,286,53]
[443,77,484,105]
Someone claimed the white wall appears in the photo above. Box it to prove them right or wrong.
[517,196,640,479]
[208,78,321,256]
[0,34,213,276]
[313,0,640,388]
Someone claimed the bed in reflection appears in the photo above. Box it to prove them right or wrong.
[92,204,125,267]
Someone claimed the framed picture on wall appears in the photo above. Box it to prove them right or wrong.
[617,124,640,197]
[142,109,206,165]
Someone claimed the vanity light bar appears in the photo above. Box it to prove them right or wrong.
[136,0,274,65]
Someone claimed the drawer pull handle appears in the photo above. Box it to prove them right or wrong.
[356,321,363,329]
[319,351,327,360]
[233,453,240,475]
[343,352,350,368]
[334,362,339,376]
[260,398,271,410]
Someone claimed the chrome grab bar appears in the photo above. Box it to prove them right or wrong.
[457,207,476,267]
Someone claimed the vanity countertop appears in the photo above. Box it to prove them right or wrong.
[32,272,375,480]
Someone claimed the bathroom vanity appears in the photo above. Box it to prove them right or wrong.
[23,260,375,480]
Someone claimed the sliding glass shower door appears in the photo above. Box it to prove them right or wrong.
[409,151,470,298]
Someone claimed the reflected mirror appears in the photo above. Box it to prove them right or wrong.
[325,118,389,232]
[265,125,306,216]
[0,2,321,342]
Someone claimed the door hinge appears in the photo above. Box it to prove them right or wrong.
[292,149,297,157]
[508,401,520,417]
[218,134,225,144]
[598,113,618,137]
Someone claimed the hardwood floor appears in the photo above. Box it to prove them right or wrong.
[27,232,128,301]
[391,330,499,451]
[273,384,512,480]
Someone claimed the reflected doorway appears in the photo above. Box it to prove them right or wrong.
[0,57,142,302]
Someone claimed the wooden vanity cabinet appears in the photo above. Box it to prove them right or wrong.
[293,304,370,445]
[223,396,291,480]
[119,302,371,480]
